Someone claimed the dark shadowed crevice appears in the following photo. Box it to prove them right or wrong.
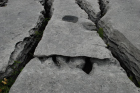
[37,55,94,74]
[113,53,140,87]
[98,0,109,18]
[0,0,8,7]
[82,57,93,74]
[52,55,61,66]
[75,0,140,87]
[98,0,140,87]
[0,0,54,92]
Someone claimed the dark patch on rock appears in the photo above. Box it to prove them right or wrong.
[62,15,78,23]
[82,22,96,31]
[0,0,8,7]
[82,57,93,74]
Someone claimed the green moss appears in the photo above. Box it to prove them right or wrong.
[14,61,21,64]
[97,28,104,38]
[44,18,50,21]
[0,60,25,93]
[129,76,133,81]
[35,31,42,37]
[138,82,140,87]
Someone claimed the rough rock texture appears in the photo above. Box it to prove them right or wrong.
[75,0,100,22]
[9,0,140,92]
[0,0,43,78]
[9,57,140,93]
[0,0,7,6]
[35,0,111,59]
[97,0,140,83]
[76,0,140,85]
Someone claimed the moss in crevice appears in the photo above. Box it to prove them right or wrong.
[97,28,104,38]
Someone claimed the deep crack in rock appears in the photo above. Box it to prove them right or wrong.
[35,55,112,74]
[76,0,140,87]
[0,1,54,92]
[0,0,8,7]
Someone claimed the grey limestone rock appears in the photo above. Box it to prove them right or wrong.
[1,0,140,92]
[35,0,111,59]
[0,0,43,78]
[76,0,140,85]
[97,0,140,82]
[9,57,140,93]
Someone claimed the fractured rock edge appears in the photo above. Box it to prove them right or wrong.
[9,56,140,93]
[9,0,140,92]
[0,0,53,80]
[76,0,140,87]
[34,0,111,59]
[0,0,8,6]
[8,0,140,92]
[36,54,117,74]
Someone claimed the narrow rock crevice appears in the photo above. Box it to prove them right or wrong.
[98,0,109,18]
[36,54,112,74]
[98,0,140,87]
[82,57,93,74]
[75,0,100,23]
[76,0,140,87]
[0,0,54,90]
[0,0,8,7]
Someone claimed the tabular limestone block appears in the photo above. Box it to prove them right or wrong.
[0,0,43,73]
[9,57,140,93]
[97,0,140,82]
[35,0,111,59]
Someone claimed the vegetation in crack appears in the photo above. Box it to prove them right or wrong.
[113,52,140,87]
[97,0,140,88]
[0,0,54,92]
[0,64,23,93]
[76,0,140,88]
[97,28,104,39]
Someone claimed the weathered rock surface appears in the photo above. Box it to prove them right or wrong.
[9,57,140,93]
[97,0,140,83]
[9,0,140,92]
[0,0,7,6]
[35,0,111,59]
[0,0,43,76]
[75,0,100,22]
[76,0,140,85]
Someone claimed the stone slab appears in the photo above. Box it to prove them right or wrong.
[35,0,111,59]
[97,0,140,81]
[76,0,100,22]
[9,57,140,93]
[0,0,43,73]
[99,0,140,50]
